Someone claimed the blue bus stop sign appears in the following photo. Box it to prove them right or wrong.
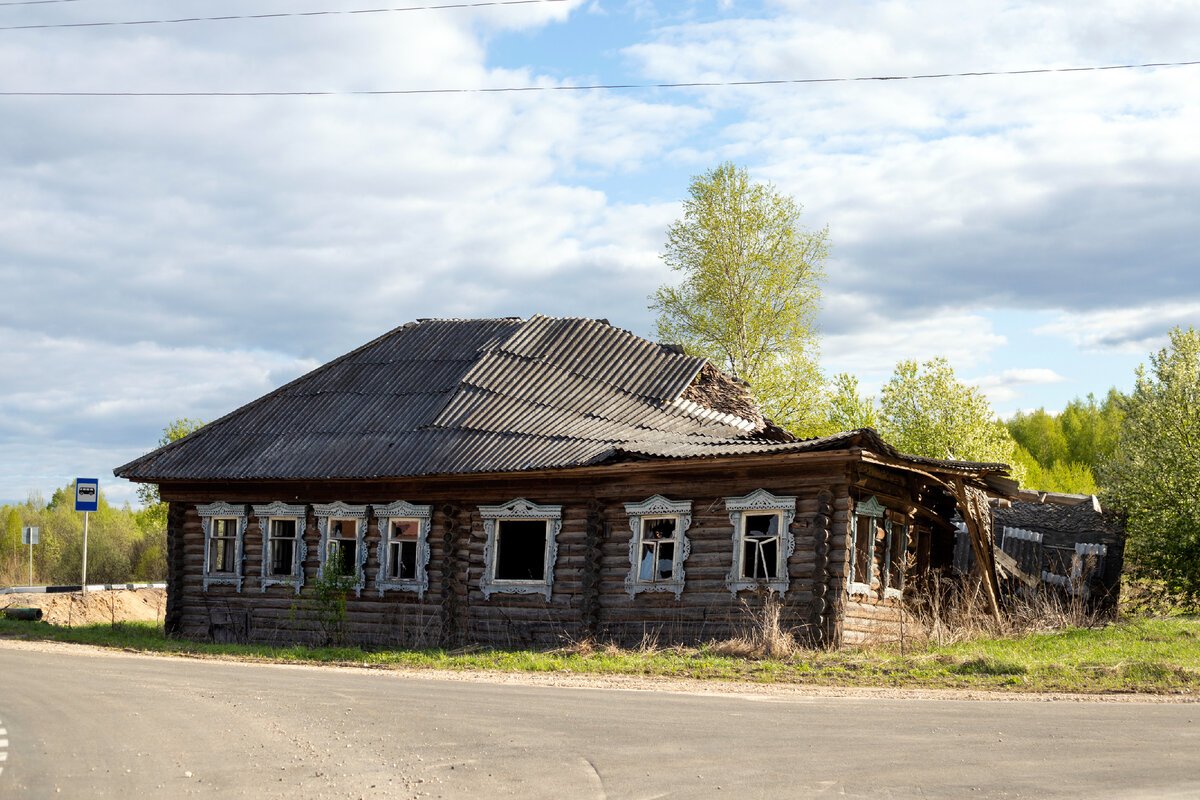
[75,478,99,512]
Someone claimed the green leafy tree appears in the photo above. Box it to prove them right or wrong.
[878,357,1023,479]
[136,417,205,513]
[817,372,878,436]
[1061,390,1124,467]
[1101,326,1200,605]
[1008,408,1070,467]
[650,162,830,435]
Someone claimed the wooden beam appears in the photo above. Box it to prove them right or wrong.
[953,477,1002,624]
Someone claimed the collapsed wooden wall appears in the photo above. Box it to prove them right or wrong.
[163,456,865,649]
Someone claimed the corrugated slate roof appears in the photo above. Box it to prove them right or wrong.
[114,316,1010,482]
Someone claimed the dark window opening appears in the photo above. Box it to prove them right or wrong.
[210,518,236,573]
[328,539,357,576]
[326,519,358,577]
[494,519,548,582]
[269,519,297,576]
[887,524,907,593]
[741,513,780,580]
[853,515,875,586]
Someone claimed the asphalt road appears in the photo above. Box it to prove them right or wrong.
[0,643,1197,799]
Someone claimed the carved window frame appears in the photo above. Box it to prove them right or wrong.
[197,502,248,592]
[253,501,307,594]
[313,502,369,597]
[374,500,432,598]
[479,498,562,601]
[724,489,797,595]
[623,495,692,599]
[849,496,885,597]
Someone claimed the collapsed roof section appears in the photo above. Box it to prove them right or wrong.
[114,316,1014,485]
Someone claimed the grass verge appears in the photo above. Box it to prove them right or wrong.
[1,615,1198,694]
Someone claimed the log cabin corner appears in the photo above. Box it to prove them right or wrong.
[115,316,1022,649]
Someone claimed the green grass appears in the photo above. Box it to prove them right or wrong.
[2,615,1198,694]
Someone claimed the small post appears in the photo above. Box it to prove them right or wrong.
[22,526,39,586]
[82,510,90,592]
[74,478,99,593]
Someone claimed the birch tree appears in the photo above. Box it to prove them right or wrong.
[651,162,830,434]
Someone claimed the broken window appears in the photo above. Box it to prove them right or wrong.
[326,519,358,576]
[197,502,248,591]
[639,518,677,582]
[723,489,797,595]
[253,502,308,592]
[479,498,562,600]
[375,500,433,598]
[849,496,885,597]
[313,502,368,594]
[388,520,419,581]
[741,513,781,580]
[623,496,692,599]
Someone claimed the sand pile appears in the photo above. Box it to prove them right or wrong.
[0,587,166,626]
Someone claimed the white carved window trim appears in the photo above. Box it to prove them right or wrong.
[724,489,797,595]
[623,495,692,599]
[374,500,432,599]
[849,496,885,598]
[313,502,369,597]
[479,498,562,601]
[253,501,307,594]
[197,502,248,592]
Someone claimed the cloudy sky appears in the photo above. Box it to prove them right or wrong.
[2,0,1197,506]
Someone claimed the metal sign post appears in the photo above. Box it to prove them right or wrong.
[21,526,39,586]
[75,479,99,592]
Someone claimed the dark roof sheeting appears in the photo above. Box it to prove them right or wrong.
[115,317,1010,482]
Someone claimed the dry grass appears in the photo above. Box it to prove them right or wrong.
[905,571,1107,648]
[709,594,799,660]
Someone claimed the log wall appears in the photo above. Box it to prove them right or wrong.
[162,453,939,650]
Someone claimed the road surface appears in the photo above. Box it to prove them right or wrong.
[0,641,1197,798]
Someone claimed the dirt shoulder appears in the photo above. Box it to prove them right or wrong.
[0,588,165,626]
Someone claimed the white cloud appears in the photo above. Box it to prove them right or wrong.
[969,368,1068,405]
[1035,302,1200,353]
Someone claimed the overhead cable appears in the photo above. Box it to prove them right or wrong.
[1,59,1197,97]
[0,0,568,29]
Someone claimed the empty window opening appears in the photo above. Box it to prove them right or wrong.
[885,523,908,598]
[388,520,419,581]
[268,518,297,576]
[741,513,780,580]
[209,518,237,573]
[494,519,548,582]
[638,517,677,582]
[853,515,876,588]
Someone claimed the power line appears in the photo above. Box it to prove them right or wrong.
[1,59,1196,97]
[0,0,85,6]
[0,0,567,29]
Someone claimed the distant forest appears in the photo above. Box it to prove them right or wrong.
[1006,389,1124,496]
[1,484,166,587]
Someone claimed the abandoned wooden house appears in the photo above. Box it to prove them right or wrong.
[115,316,1027,648]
